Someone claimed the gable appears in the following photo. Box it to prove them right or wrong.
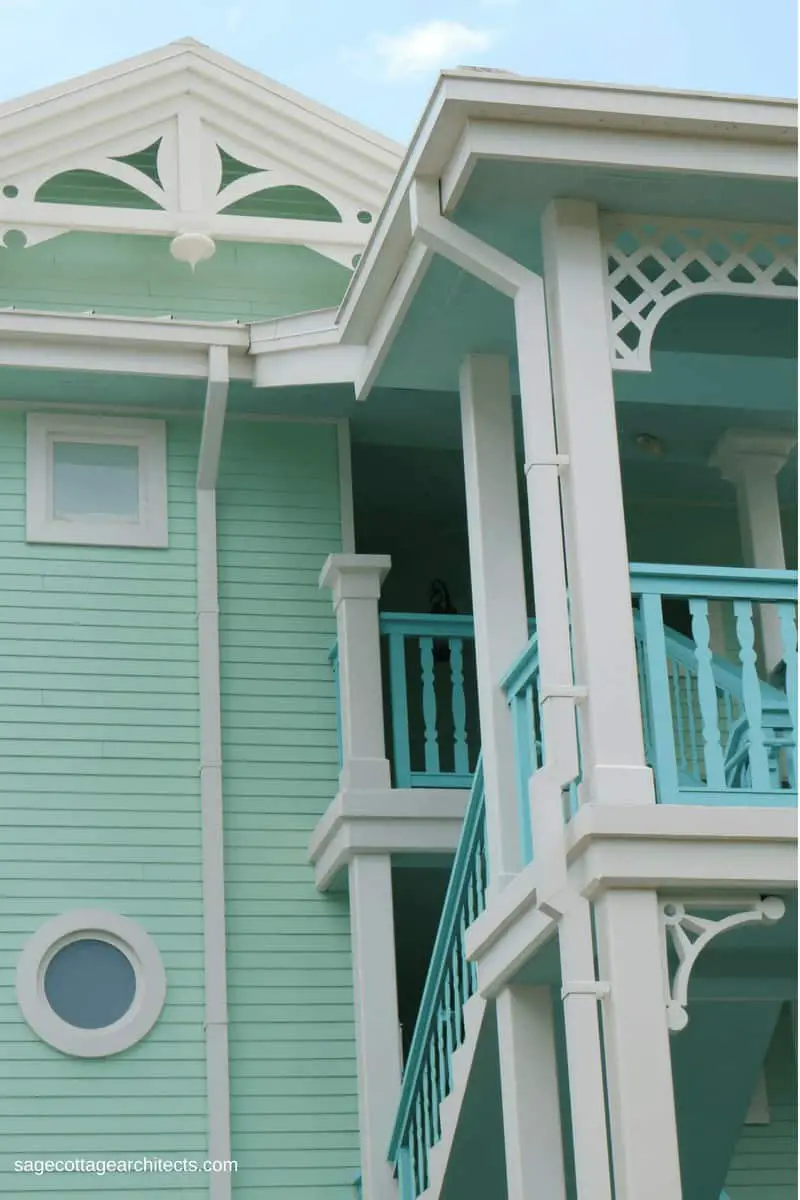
[0,40,404,269]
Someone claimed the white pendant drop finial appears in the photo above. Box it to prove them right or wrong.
[170,232,216,271]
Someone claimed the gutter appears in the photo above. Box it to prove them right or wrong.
[196,345,233,1199]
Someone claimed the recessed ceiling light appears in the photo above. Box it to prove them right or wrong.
[635,433,666,457]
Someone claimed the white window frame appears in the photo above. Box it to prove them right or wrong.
[16,909,167,1057]
[26,413,168,547]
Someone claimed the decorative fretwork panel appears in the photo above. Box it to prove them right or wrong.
[0,97,384,267]
[601,215,798,371]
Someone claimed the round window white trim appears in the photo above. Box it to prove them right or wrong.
[16,910,166,1057]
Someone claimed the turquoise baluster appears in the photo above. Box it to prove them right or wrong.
[421,1058,433,1162]
[778,602,797,788]
[511,688,535,863]
[419,637,440,776]
[443,971,455,1091]
[640,593,679,801]
[414,1095,425,1192]
[449,638,469,776]
[689,597,726,789]
[397,1146,415,1200]
[388,632,412,788]
[733,599,771,791]
[683,671,700,780]
[670,661,688,776]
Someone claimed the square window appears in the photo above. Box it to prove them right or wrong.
[27,415,168,548]
[53,441,140,521]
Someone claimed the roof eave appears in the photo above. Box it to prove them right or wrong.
[337,71,798,351]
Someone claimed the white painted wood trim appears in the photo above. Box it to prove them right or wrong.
[196,352,232,1200]
[16,910,166,1058]
[308,786,469,892]
[26,412,168,548]
[348,855,402,1200]
[439,119,796,213]
[197,346,229,489]
[496,986,567,1200]
[336,419,355,553]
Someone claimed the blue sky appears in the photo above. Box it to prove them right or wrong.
[0,0,796,141]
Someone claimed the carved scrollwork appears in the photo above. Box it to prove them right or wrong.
[662,895,786,1032]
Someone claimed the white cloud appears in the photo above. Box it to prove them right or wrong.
[371,20,497,79]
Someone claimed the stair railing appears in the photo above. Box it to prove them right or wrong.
[388,758,488,1199]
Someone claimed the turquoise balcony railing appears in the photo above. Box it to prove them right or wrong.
[500,634,540,866]
[388,759,488,1198]
[501,565,797,846]
[380,614,480,789]
[631,564,797,806]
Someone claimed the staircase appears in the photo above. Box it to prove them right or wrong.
[388,760,489,1200]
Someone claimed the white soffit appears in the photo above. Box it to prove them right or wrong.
[337,69,797,346]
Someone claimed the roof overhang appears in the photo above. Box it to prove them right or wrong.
[334,71,797,381]
[0,309,253,378]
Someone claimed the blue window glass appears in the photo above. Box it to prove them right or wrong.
[53,441,139,520]
[44,938,137,1030]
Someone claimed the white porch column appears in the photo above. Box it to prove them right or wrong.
[348,855,403,1200]
[558,899,614,1200]
[319,554,392,791]
[593,890,682,1200]
[496,985,567,1200]
[541,200,654,807]
[459,354,530,886]
[712,429,796,672]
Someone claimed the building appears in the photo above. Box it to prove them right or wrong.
[0,38,796,1200]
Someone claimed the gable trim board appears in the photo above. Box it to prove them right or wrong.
[0,40,403,267]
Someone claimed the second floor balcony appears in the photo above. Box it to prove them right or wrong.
[330,561,797,863]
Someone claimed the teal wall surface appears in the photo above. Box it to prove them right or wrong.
[0,233,350,322]
[217,421,359,1196]
[725,1004,798,1199]
[0,412,207,1195]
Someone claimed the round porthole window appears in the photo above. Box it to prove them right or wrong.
[16,911,166,1057]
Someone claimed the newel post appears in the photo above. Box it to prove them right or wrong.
[320,554,393,791]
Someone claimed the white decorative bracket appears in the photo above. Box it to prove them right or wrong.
[662,895,786,1032]
[601,215,798,371]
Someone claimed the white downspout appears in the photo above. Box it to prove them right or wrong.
[196,344,233,1199]
[409,179,579,876]
[408,180,613,1200]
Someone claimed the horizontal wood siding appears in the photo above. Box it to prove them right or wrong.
[725,1004,798,1198]
[0,412,207,1195]
[0,234,349,322]
[218,422,359,1196]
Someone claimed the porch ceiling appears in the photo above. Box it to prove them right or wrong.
[370,153,796,398]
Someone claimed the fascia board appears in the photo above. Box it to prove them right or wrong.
[441,118,798,212]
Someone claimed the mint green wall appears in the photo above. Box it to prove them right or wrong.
[0,412,207,1195]
[0,233,350,321]
[217,422,359,1196]
[725,1004,798,1199]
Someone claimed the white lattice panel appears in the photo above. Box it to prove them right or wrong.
[601,215,798,371]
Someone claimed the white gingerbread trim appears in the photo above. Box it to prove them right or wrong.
[0,41,402,268]
[662,894,786,1032]
[16,909,167,1057]
[601,215,798,371]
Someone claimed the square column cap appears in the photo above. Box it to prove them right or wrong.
[711,429,797,481]
[319,553,392,603]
